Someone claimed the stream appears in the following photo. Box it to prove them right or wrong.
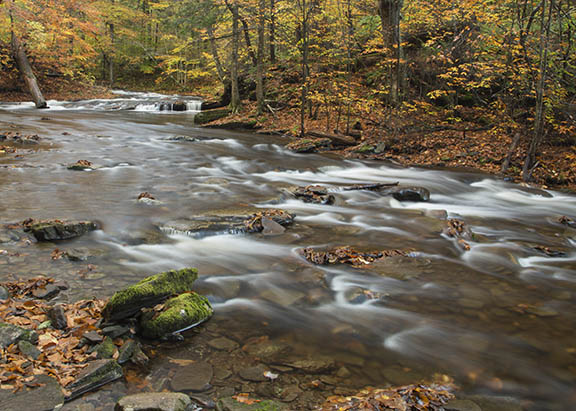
[1,91,576,410]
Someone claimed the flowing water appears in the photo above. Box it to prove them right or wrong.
[1,92,576,410]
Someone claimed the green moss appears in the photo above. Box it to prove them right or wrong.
[96,337,116,359]
[139,292,213,339]
[354,144,375,154]
[102,268,198,321]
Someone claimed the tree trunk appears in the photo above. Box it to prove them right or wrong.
[11,34,47,109]
[228,0,241,113]
[239,15,258,67]
[207,25,226,84]
[522,0,553,181]
[109,0,116,86]
[256,0,266,114]
[377,0,403,105]
[299,0,310,137]
[269,0,276,64]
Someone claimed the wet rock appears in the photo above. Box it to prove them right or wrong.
[336,366,351,378]
[96,337,116,359]
[0,322,38,348]
[277,385,302,402]
[162,209,294,238]
[102,268,199,321]
[162,135,201,142]
[0,374,64,411]
[25,220,99,241]
[130,344,150,367]
[194,109,230,125]
[139,292,213,339]
[207,337,239,351]
[239,365,270,382]
[290,185,335,205]
[137,192,164,206]
[67,359,123,400]
[283,358,336,373]
[0,230,19,243]
[68,160,98,171]
[445,399,482,411]
[461,395,524,411]
[0,286,9,300]
[424,209,448,219]
[31,283,60,299]
[115,392,192,411]
[83,331,103,344]
[48,304,69,329]
[261,217,286,236]
[382,186,430,202]
[117,339,137,364]
[190,394,217,409]
[170,360,213,393]
[217,397,288,411]
[285,137,332,153]
[345,287,385,304]
[102,324,131,339]
[18,340,41,360]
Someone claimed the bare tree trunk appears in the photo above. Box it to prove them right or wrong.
[522,0,553,181]
[207,25,226,84]
[299,0,310,137]
[269,0,276,64]
[345,0,353,135]
[256,0,266,114]
[377,0,403,105]
[8,1,47,109]
[225,0,241,113]
[109,0,116,86]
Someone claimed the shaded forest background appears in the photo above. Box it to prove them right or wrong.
[1,0,575,186]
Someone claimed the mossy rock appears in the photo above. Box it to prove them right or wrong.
[0,322,38,348]
[354,144,375,154]
[139,292,213,339]
[194,109,230,125]
[217,397,288,411]
[102,268,198,321]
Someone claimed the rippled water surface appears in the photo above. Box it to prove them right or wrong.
[1,92,576,409]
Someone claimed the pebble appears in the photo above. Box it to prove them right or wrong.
[170,360,213,392]
[239,364,270,382]
[207,337,239,351]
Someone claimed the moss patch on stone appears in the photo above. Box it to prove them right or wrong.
[102,268,198,321]
[139,292,213,339]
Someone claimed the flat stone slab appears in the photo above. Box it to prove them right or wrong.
[170,360,213,393]
[0,375,64,411]
[115,392,192,411]
[67,359,123,400]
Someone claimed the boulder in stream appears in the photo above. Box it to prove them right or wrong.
[285,137,332,153]
[24,219,99,241]
[102,268,198,321]
[381,186,430,202]
[67,160,98,171]
[139,292,213,339]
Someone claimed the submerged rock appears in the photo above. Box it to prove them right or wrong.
[102,268,198,321]
[24,219,99,241]
[116,392,192,411]
[218,397,289,411]
[139,292,213,339]
[67,359,123,400]
[170,360,213,393]
[0,322,38,348]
